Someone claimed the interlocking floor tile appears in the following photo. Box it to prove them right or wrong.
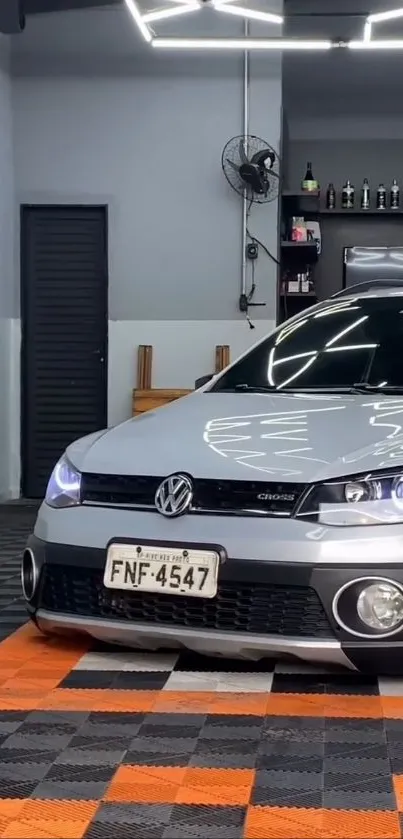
[123,736,198,767]
[2,798,98,838]
[164,803,246,838]
[0,505,403,837]
[32,779,111,799]
[163,671,274,693]
[325,717,386,743]
[61,670,171,690]
[323,772,396,810]
[76,651,179,672]
[84,803,173,837]
[271,673,380,695]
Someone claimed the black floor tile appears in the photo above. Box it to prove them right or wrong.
[0,778,38,797]
[256,754,324,772]
[173,652,275,673]
[60,672,118,690]
[253,785,324,807]
[271,674,379,695]
[324,741,388,759]
[45,763,117,783]
[85,825,166,839]
[113,672,170,690]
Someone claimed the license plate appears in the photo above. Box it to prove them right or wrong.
[104,543,219,598]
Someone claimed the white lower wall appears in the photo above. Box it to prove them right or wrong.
[7,317,276,498]
[108,319,275,427]
[3,318,21,501]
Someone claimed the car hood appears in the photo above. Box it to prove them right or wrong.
[67,391,403,483]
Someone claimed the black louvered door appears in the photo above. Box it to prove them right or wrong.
[21,205,108,498]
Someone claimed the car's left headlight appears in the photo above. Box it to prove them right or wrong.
[45,454,82,509]
[296,470,403,526]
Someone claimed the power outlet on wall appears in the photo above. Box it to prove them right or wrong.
[246,242,258,260]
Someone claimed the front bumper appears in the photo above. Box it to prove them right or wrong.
[25,535,403,672]
[37,610,348,666]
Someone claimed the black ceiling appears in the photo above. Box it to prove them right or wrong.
[25,0,120,13]
[24,0,398,17]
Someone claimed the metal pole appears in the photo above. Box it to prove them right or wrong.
[241,18,249,298]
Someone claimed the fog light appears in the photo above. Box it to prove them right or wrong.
[21,549,38,602]
[357,582,403,631]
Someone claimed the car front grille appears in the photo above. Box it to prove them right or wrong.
[39,565,333,639]
[80,473,306,517]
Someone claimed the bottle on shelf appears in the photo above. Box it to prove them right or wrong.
[391,179,400,209]
[342,180,355,209]
[300,271,310,294]
[361,178,370,210]
[301,161,319,193]
[326,183,336,209]
[377,184,387,209]
[290,216,307,242]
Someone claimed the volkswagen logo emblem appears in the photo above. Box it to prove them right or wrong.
[155,474,193,517]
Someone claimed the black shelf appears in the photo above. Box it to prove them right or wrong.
[320,207,403,216]
[281,240,316,248]
[281,193,403,216]
[281,240,318,263]
[282,190,320,199]
[280,291,316,298]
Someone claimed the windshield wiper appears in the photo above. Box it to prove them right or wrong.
[352,383,403,394]
[219,384,279,393]
[220,384,354,394]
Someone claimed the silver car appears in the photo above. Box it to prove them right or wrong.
[22,281,403,674]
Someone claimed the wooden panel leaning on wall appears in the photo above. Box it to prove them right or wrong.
[132,345,230,416]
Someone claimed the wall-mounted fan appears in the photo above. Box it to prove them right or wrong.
[221,135,280,204]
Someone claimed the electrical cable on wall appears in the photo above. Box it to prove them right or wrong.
[241,198,280,328]
[220,125,280,327]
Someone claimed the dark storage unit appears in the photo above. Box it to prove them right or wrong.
[20,205,108,499]
[278,189,403,323]
[279,191,320,323]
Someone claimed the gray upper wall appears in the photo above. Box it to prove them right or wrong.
[0,36,14,496]
[286,139,403,195]
[285,114,403,194]
[283,0,403,119]
[0,38,13,319]
[12,6,282,322]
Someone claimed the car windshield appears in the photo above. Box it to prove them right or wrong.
[211,294,403,393]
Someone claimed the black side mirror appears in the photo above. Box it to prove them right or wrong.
[195,374,213,389]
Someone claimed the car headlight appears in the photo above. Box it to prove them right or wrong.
[296,471,403,526]
[45,455,82,509]
[357,582,403,631]
[333,577,403,637]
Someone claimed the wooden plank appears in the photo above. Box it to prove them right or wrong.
[132,388,191,416]
[137,345,153,389]
[215,344,230,372]
[144,345,153,389]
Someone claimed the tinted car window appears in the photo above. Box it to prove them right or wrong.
[211,295,403,391]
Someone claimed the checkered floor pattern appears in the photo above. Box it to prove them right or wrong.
[1,506,403,836]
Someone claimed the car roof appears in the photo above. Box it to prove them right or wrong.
[332,280,403,300]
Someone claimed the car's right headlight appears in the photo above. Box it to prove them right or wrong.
[296,469,403,527]
[45,454,82,509]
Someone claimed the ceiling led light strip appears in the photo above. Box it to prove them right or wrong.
[142,3,199,24]
[363,21,372,41]
[350,6,403,49]
[349,39,403,48]
[152,38,332,49]
[124,0,152,42]
[367,6,403,22]
[124,0,403,51]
